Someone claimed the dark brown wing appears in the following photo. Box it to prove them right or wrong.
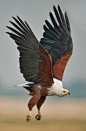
[6,16,54,86]
[36,45,54,87]
[40,5,73,81]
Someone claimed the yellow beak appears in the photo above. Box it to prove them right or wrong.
[64,91,70,95]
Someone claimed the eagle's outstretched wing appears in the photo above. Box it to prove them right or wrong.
[6,16,54,86]
[40,5,73,81]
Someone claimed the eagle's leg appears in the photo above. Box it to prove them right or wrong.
[26,89,41,122]
[35,96,46,120]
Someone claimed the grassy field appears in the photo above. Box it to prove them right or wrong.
[0,118,86,131]
[0,97,86,131]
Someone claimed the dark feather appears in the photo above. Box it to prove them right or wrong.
[49,12,59,30]
[65,11,71,32]
[53,5,62,27]
[58,5,66,26]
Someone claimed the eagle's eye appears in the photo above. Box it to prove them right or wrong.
[63,91,65,93]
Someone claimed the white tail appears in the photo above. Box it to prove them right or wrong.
[15,82,34,87]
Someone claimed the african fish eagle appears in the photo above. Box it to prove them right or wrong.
[6,5,73,122]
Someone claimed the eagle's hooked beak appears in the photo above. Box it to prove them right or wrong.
[63,91,70,95]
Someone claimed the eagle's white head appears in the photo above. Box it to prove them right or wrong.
[47,78,70,97]
[59,88,70,97]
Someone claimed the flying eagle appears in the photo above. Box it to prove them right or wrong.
[6,5,73,122]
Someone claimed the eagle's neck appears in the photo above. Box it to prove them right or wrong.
[47,78,63,96]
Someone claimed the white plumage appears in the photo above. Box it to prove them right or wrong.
[47,78,69,97]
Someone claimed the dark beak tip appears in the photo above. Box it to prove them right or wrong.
[68,92,70,95]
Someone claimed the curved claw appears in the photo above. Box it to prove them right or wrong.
[26,115,31,122]
[35,114,41,120]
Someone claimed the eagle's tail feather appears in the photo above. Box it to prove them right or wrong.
[15,82,34,87]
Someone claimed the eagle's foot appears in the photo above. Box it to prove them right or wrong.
[26,115,31,122]
[35,114,41,120]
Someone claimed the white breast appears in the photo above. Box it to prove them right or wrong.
[47,78,63,96]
